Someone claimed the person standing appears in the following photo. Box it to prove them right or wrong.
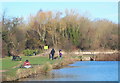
[50,48,55,60]
[59,49,62,59]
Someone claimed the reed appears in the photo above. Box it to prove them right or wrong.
[41,62,53,73]
[16,68,34,79]
[33,65,42,75]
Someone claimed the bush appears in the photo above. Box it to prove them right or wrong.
[23,49,39,56]
[33,49,39,54]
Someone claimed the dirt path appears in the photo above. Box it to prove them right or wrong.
[72,51,118,55]
[0,70,7,72]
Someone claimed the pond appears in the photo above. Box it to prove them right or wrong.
[21,61,118,81]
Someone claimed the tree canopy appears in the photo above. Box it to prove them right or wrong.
[1,9,118,57]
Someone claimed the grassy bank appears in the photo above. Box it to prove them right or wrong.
[2,54,80,81]
[2,52,119,81]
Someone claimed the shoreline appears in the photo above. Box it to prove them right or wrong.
[2,54,80,81]
[2,52,119,81]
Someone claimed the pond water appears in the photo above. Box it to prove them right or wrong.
[22,61,118,81]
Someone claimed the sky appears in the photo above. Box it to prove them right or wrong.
[0,2,118,23]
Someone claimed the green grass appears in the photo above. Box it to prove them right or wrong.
[2,56,56,69]
[1,54,79,80]
[2,57,20,70]
[3,68,18,77]
[0,59,2,70]
[2,55,57,77]
[21,56,56,64]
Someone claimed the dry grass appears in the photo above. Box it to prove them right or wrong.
[2,74,16,81]
[16,68,33,79]
[33,65,42,75]
[53,57,79,69]
[95,53,119,61]
[15,62,52,80]
[41,62,52,73]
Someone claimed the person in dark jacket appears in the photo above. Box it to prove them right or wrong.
[50,48,55,60]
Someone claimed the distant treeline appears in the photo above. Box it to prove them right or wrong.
[1,9,118,57]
